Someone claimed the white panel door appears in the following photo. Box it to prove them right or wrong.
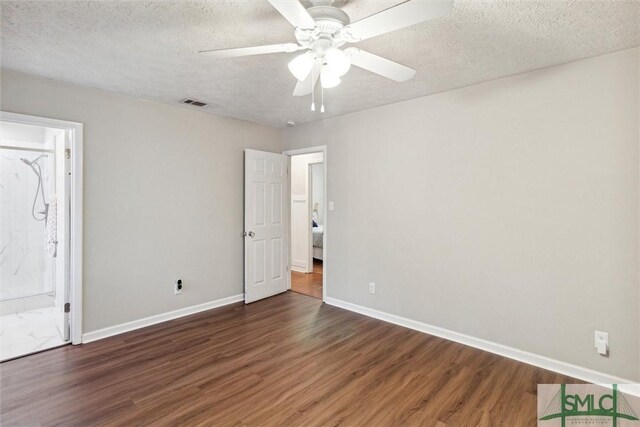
[244,149,288,303]
[55,131,72,341]
[62,132,72,341]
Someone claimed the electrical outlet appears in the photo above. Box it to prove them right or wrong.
[175,279,183,295]
[594,330,608,355]
[369,282,376,295]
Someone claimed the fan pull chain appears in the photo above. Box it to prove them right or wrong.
[311,66,316,112]
[320,85,325,114]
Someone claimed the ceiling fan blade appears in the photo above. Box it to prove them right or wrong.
[345,48,416,82]
[267,0,316,30]
[199,43,301,58]
[341,0,453,42]
[293,61,321,96]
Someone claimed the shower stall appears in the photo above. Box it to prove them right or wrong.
[0,120,70,360]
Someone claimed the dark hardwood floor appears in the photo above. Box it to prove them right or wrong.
[0,291,578,426]
[291,259,323,299]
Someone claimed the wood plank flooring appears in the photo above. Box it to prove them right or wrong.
[291,259,323,299]
[0,291,578,426]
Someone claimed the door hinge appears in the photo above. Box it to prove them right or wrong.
[65,148,71,159]
[64,303,71,313]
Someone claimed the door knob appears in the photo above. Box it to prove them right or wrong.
[247,231,255,237]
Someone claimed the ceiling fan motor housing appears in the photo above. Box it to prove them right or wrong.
[295,5,350,51]
[306,5,350,26]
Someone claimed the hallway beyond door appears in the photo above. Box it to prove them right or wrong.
[291,259,322,299]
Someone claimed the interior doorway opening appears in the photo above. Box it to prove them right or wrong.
[243,147,326,305]
[289,152,324,300]
[0,112,83,361]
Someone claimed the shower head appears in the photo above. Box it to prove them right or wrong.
[19,155,49,222]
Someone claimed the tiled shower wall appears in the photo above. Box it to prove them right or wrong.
[0,148,55,305]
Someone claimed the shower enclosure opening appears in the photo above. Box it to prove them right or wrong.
[1,120,70,361]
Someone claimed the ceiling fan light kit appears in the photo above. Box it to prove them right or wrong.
[199,0,454,112]
[320,64,341,89]
[288,51,315,81]
[325,47,351,77]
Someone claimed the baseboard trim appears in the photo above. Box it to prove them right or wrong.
[82,294,244,343]
[325,297,637,392]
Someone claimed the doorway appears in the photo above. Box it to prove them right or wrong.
[288,151,325,300]
[0,112,83,361]
[243,146,327,304]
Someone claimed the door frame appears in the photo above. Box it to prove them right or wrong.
[283,146,327,302]
[1,111,84,345]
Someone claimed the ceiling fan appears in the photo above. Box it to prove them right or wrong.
[199,0,453,112]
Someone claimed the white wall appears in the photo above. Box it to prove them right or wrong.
[0,69,282,333]
[282,48,640,381]
[290,152,323,272]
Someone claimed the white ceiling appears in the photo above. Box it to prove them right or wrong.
[1,0,638,128]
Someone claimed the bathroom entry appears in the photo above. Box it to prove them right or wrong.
[0,115,81,361]
[289,152,324,300]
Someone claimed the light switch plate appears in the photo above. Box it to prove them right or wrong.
[328,201,334,211]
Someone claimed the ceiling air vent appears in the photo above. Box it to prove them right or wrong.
[180,98,207,107]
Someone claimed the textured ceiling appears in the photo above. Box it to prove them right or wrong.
[1,0,639,128]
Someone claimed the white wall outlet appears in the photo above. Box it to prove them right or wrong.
[594,330,608,355]
[369,282,376,295]
[175,279,183,295]
[328,201,334,211]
